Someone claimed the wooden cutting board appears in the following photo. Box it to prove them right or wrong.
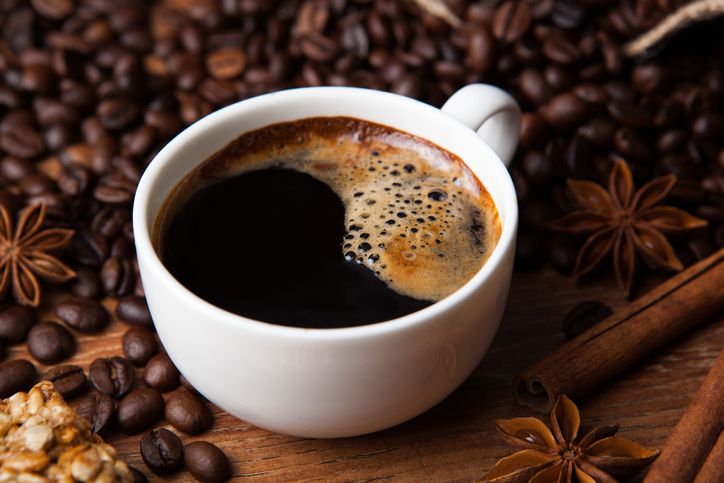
[7,268,724,481]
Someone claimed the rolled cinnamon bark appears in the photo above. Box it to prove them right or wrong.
[644,349,724,482]
[514,247,724,413]
[694,430,724,483]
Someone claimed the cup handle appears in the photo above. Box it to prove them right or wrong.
[441,84,521,167]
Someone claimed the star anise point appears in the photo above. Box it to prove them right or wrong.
[0,203,75,307]
[481,395,659,483]
[550,159,707,294]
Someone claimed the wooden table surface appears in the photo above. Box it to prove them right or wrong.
[7,268,724,481]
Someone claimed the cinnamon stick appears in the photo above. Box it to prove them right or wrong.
[644,349,724,482]
[694,429,724,483]
[514,247,724,413]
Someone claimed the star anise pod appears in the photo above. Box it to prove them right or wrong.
[0,203,75,307]
[549,158,707,293]
[480,395,659,482]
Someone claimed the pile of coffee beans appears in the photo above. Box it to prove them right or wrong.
[1,0,723,479]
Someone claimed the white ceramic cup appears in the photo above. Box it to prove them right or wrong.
[133,84,520,438]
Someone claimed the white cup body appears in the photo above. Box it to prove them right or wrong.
[133,87,518,438]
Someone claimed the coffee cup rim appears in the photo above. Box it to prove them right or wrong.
[133,86,518,339]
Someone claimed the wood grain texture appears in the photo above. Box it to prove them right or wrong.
[6,268,724,481]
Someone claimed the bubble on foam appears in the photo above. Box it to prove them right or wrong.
[183,117,501,302]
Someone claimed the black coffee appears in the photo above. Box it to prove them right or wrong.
[156,117,500,328]
[163,167,431,327]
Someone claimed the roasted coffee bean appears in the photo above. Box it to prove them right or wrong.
[55,297,110,332]
[117,387,164,434]
[521,151,556,188]
[688,139,717,165]
[123,327,158,367]
[0,122,45,159]
[565,135,595,178]
[492,1,532,44]
[61,144,96,170]
[97,98,139,130]
[34,98,79,126]
[656,129,687,153]
[73,390,114,433]
[122,125,156,157]
[604,81,636,103]
[42,364,86,398]
[0,304,36,343]
[702,174,724,194]
[573,83,606,105]
[91,207,128,239]
[696,205,724,223]
[0,341,5,361]
[143,353,180,392]
[206,48,247,80]
[27,321,75,364]
[598,31,623,73]
[20,173,55,196]
[141,428,184,474]
[94,176,136,205]
[519,112,548,150]
[89,356,135,398]
[101,256,135,296]
[465,27,495,73]
[607,100,653,129]
[577,117,615,148]
[31,0,74,20]
[542,37,580,65]
[693,114,724,140]
[68,230,109,267]
[165,389,213,435]
[539,92,587,131]
[110,236,132,258]
[69,266,103,299]
[0,359,36,398]
[58,165,91,195]
[551,0,585,29]
[184,441,231,483]
[518,69,551,106]
[562,301,613,339]
[544,65,575,91]
[300,33,338,62]
[614,127,652,162]
[0,157,33,183]
[44,123,73,151]
[129,466,148,483]
[29,192,66,215]
[631,64,667,94]
[116,295,153,326]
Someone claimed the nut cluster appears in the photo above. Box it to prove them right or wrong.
[0,381,133,482]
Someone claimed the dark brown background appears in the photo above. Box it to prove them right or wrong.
[9,268,723,481]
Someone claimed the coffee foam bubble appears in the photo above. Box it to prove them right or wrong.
[159,117,501,302]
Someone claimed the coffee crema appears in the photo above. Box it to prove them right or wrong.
[155,117,501,328]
